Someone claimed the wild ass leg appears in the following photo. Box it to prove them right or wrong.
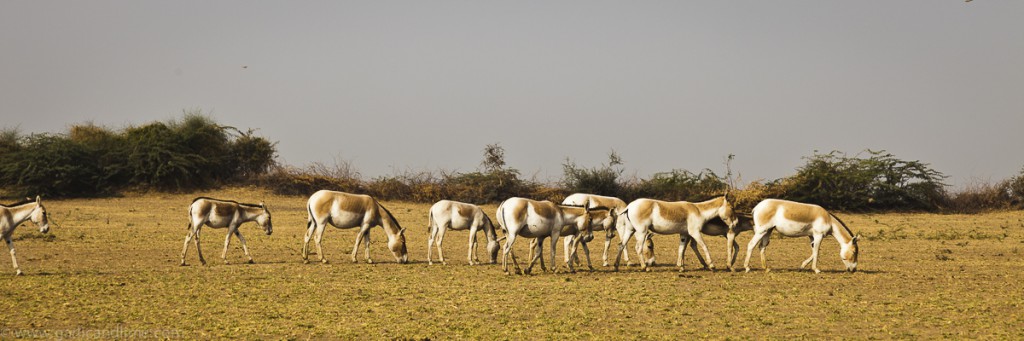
[222,225,237,264]
[679,234,709,272]
[234,230,254,264]
[426,224,437,265]
[193,226,207,266]
[634,229,652,272]
[5,237,21,276]
[313,222,328,263]
[352,226,373,264]
[726,230,738,271]
[181,228,196,266]
[809,234,824,273]
[677,234,686,270]
[757,234,772,272]
[800,236,815,270]
[468,226,479,265]
[686,223,716,271]
[302,221,316,263]
[613,228,636,271]
[744,228,771,273]
[525,237,543,275]
[502,233,522,275]
[580,239,594,271]
[435,226,448,265]
[688,237,709,269]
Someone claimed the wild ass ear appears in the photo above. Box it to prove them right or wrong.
[399,227,406,235]
[36,195,41,203]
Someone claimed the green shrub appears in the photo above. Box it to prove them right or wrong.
[783,150,947,211]
[628,169,729,202]
[561,151,625,199]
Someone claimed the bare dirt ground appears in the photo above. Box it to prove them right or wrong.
[2,187,1022,339]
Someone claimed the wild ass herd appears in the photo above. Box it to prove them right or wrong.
[0,190,860,276]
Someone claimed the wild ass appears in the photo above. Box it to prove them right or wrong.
[303,190,409,264]
[561,193,643,266]
[677,214,754,271]
[496,197,595,275]
[743,199,859,273]
[528,208,614,271]
[1,196,50,275]
[181,197,272,266]
[426,200,501,265]
[613,196,738,272]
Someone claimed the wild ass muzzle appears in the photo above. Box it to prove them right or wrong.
[303,190,409,264]
[496,197,595,275]
[613,196,738,272]
[181,197,272,266]
[743,199,860,273]
[426,200,500,265]
[1,196,50,275]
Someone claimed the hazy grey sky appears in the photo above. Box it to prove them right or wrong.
[2,1,1022,187]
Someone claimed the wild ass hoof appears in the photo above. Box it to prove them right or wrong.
[322,259,330,264]
[764,268,772,273]
[180,261,187,266]
[813,269,822,274]
[602,262,610,267]
[15,269,23,276]
[366,259,374,264]
[247,259,255,264]
[745,267,751,273]
[303,259,310,264]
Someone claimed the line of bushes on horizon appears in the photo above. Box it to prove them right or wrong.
[0,112,276,197]
[3,116,1023,213]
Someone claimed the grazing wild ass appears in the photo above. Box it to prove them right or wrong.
[181,197,272,266]
[496,197,596,275]
[1,196,50,275]
[677,214,754,271]
[561,193,645,266]
[613,196,738,272]
[303,190,409,264]
[426,200,501,265]
[743,199,859,273]
[528,208,615,271]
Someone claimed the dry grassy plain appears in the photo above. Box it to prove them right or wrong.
[1,187,1022,339]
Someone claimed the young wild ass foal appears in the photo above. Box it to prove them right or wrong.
[561,193,646,267]
[181,197,272,266]
[303,190,409,264]
[743,199,860,273]
[426,200,501,265]
[614,196,738,272]
[496,197,595,275]
[1,196,49,275]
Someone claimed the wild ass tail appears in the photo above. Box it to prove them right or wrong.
[306,202,315,231]
[185,204,193,230]
[427,209,433,234]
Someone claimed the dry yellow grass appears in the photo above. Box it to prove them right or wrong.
[1,187,1022,339]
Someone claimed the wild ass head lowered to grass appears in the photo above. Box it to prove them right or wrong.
[743,199,860,273]
[304,190,408,265]
[180,197,272,266]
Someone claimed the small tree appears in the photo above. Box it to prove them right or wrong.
[561,150,625,198]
